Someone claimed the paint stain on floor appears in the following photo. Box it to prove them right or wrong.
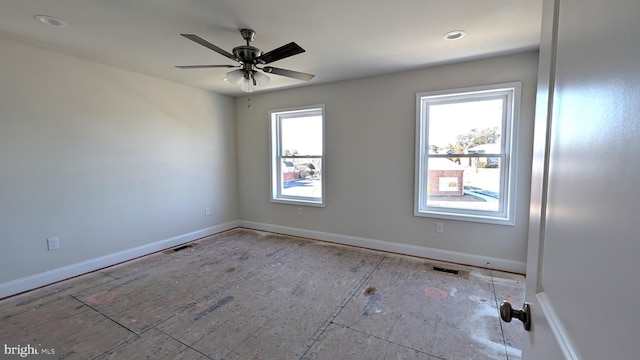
[362,293,382,316]
[364,286,377,296]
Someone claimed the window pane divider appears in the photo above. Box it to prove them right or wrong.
[428,154,504,158]
[279,155,322,159]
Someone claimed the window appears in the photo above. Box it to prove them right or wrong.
[414,82,520,225]
[270,105,325,206]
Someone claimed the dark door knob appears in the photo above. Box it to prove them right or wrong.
[500,301,531,331]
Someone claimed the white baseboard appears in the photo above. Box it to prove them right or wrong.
[0,221,240,299]
[536,292,582,360]
[239,220,526,274]
[1,220,525,299]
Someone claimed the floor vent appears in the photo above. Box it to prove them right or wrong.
[432,266,460,275]
[163,244,194,254]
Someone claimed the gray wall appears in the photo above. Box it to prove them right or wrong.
[236,51,539,268]
[0,36,237,285]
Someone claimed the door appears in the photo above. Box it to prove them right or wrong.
[515,0,640,359]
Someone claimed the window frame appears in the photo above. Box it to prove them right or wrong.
[414,82,521,225]
[269,104,326,207]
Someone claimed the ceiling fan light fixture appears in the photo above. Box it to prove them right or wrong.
[253,71,270,86]
[238,71,270,93]
[240,77,254,93]
[443,30,466,41]
[223,69,244,84]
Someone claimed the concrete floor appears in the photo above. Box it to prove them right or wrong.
[0,228,525,360]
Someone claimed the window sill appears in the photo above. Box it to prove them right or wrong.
[271,198,325,207]
[414,209,515,226]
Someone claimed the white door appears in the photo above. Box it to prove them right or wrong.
[512,0,640,359]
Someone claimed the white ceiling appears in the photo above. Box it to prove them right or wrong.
[0,0,543,97]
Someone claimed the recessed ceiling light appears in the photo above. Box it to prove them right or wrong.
[443,30,466,41]
[34,15,67,28]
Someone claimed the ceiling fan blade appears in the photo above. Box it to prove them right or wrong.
[257,42,305,64]
[175,65,237,69]
[262,66,315,81]
[180,34,237,61]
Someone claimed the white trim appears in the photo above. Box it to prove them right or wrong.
[1,219,525,299]
[536,292,582,360]
[0,221,240,299]
[240,220,525,273]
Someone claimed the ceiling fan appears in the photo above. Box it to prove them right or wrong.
[176,29,315,92]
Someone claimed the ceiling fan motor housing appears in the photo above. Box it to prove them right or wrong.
[233,46,262,63]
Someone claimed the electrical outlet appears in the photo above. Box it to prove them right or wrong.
[47,236,60,251]
[297,207,303,216]
[436,223,444,233]
[205,207,210,216]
